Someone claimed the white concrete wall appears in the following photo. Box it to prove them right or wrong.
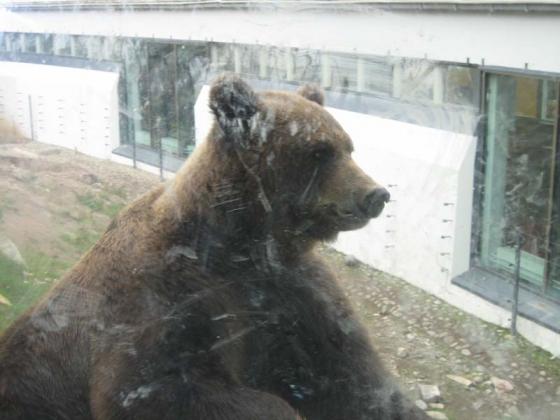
[330,108,476,293]
[194,85,212,145]
[3,8,560,73]
[0,61,119,159]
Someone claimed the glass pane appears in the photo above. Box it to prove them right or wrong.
[71,35,88,58]
[53,33,71,56]
[329,54,356,92]
[40,34,54,54]
[264,47,287,82]
[124,40,151,148]
[148,43,179,154]
[23,33,36,53]
[362,57,392,96]
[176,43,209,156]
[480,74,557,288]
[445,65,480,108]
[209,42,234,74]
[293,48,321,83]
[396,58,435,102]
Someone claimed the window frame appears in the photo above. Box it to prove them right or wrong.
[470,67,560,302]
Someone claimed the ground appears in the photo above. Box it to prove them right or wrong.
[0,141,559,420]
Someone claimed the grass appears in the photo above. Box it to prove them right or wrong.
[0,195,16,224]
[0,185,126,332]
[61,226,101,254]
[0,249,69,331]
[76,191,125,219]
[518,336,560,378]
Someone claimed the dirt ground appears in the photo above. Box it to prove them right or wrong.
[0,141,559,420]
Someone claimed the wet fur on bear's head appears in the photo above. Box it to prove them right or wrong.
[167,74,386,258]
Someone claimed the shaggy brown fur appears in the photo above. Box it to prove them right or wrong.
[0,74,427,420]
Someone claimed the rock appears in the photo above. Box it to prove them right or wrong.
[0,235,26,266]
[344,255,359,267]
[40,147,62,155]
[380,305,391,316]
[0,292,12,306]
[523,383,533,390]
[446,375,473,388]
[397,347,409,358]
[415,400,428,410]
[418,384,441,403]
[472,400,484,410]
[491,377,514,393]
[556,386,560,396]
[472,375,483,385]
[426,412,448,420]
[0,148,38,161]
[539,370,546,376]
[81,173,100,185]
[429,403,444,410]
[507,406,520,417]
[461,348,472,356]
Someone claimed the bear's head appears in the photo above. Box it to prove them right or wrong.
[178,74,389,254]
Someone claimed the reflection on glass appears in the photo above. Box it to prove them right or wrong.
[481,74,558,291]
[330,54,356,92]
[23,34,36,53]
[53,34,71,56]
[398,59,435,102]
[293,48,320,83]
[363,57,392,96]
[446,66,479,108]
[123,40,151,149]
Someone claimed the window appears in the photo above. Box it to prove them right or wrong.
[480,73,560,299]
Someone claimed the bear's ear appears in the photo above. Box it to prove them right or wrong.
[297,84,325,106]
[209,73,260,136]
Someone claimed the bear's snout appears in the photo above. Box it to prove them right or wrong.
[359,187,390,219]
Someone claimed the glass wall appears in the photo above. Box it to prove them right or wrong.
[0,32,481,162]
[480,73,559,298]
[0,31,479,187]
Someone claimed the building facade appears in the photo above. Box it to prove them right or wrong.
[1,0,559,354]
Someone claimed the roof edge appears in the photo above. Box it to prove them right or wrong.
[3,1,560,14]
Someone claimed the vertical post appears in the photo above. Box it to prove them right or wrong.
[321,54,331,88]
[259,47,267,79]
[35,35,43,53]
[285,48,294,82]
[392,60,402,98]
[53,34,62,55]
[511,230,523,336]
[70,36,77,56]
[210,44,219,71]
[433,66,444,105]
[159,133,164,181]
[233,45,242,75]
[356,57,365,93]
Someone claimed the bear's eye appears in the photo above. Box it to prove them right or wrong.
[311,144,335,162]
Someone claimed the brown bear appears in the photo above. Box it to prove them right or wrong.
[0,74,427,420]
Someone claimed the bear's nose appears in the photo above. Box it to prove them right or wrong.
[361,187,390,218]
